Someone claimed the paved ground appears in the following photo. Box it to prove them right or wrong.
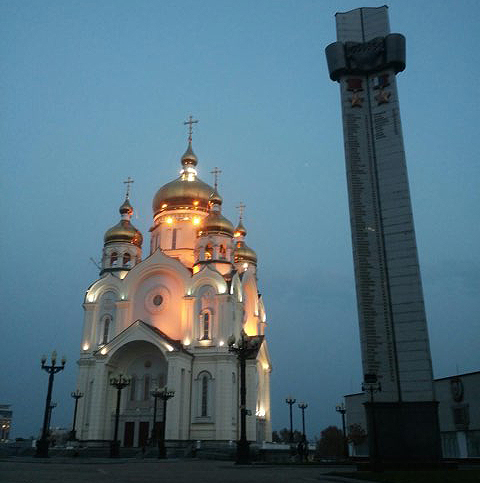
[0,459,360,483]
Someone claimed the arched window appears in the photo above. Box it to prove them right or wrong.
[202,312,209,340]
[123,252,131,266]
[143,375,150,400]
[199,310,212,340]
[110,252,118,266]
[205,244,213,260]
[196,371,214,420]
[201,375,209,417]
[102,317,110,345]
[219,244,226,259]
[130,375,137,401]
[171,228,177,249]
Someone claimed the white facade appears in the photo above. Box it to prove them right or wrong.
[75,142,272,447]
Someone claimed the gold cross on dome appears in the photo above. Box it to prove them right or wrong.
[183,115,199,143]
[236,202,246,221]
[123,177,134,198]
[210,167,222,190]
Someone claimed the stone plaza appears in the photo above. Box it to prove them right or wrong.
[0,459,355,483]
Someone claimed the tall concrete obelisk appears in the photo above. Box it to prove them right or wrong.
[326,6,440,461]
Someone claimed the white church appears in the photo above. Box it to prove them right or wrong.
[75,131,272,449]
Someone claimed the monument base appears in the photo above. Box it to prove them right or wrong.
[364,401,441,463]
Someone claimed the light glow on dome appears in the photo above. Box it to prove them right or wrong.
[193,200,199,206]
[82,343,90,351]
[193,217,200,225]
[100,347,107,355]
[166,217,173,224]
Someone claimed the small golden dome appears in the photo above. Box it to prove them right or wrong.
[181,141,198,167]
[209,189,223,206]
[234,241,257,264]
[152,176,214,215]
[119,198,133,216]
[199,212,234,237]
[234,220,247,237]
[104,220,143,247]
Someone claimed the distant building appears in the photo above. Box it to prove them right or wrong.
[326,6,440,460]
[75,133,272,448]
[345,371,480,458]
[0,405,12,442]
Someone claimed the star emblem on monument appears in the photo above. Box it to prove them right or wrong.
[349,92,364,107]
[375,89,391,105]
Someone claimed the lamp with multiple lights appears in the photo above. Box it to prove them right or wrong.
[35,351,66,457]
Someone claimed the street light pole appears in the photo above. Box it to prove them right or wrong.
[36,351,66,458]
[362,374,382,469]
[109,374,130,458]
[47,402,57,433]
[158,387,175,459]
[298,402,308,440]
[150,388,163,446]
[228,330,262,465]
[285,396,296,444]
[336,402,348,459]
[70,390,84,440]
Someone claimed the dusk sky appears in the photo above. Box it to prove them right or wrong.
[1,1,479,439]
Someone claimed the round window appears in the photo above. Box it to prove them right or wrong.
[153,295,163,306]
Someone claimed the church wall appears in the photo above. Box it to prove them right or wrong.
[242,276,260,336]
[246,360,258,441]
[164,352,193,440]
[131,272,184,340]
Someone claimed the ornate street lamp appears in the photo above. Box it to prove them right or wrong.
[298,402,308,440]
[109,374,130,458]
[362,374,382,468]
[285,396,296,444]
[157,387,175,459]
[336,402,348,458]
[70,390,84,440]
[150,388,163,446]
[228,330,262,465]
[36,351,66,457]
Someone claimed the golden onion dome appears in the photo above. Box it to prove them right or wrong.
[209,189,223,206]
[119,198,133,216]
[104,220,143,247]
[234,220,247,237]
[198,212,234,237]
[181,142,198,167]
[234,241,257,264]
[152,176,214,215]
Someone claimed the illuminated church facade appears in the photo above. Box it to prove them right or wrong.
[75,131,272,448]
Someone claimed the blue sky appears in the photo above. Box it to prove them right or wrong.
[1,1,479,439]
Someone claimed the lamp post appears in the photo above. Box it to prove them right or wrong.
[228,330,262,464]
[285,396,296,444]
[298,402,308,440]
[109,374,130,458]
[70,390,84,440]
[47,402,57,433]
[362,374,382,468]
[150,387,163,446]
[36,351,66,457]
[158,387,175,459]
[336,402,348,459]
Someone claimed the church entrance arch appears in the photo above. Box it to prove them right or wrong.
[107,340,168,447]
